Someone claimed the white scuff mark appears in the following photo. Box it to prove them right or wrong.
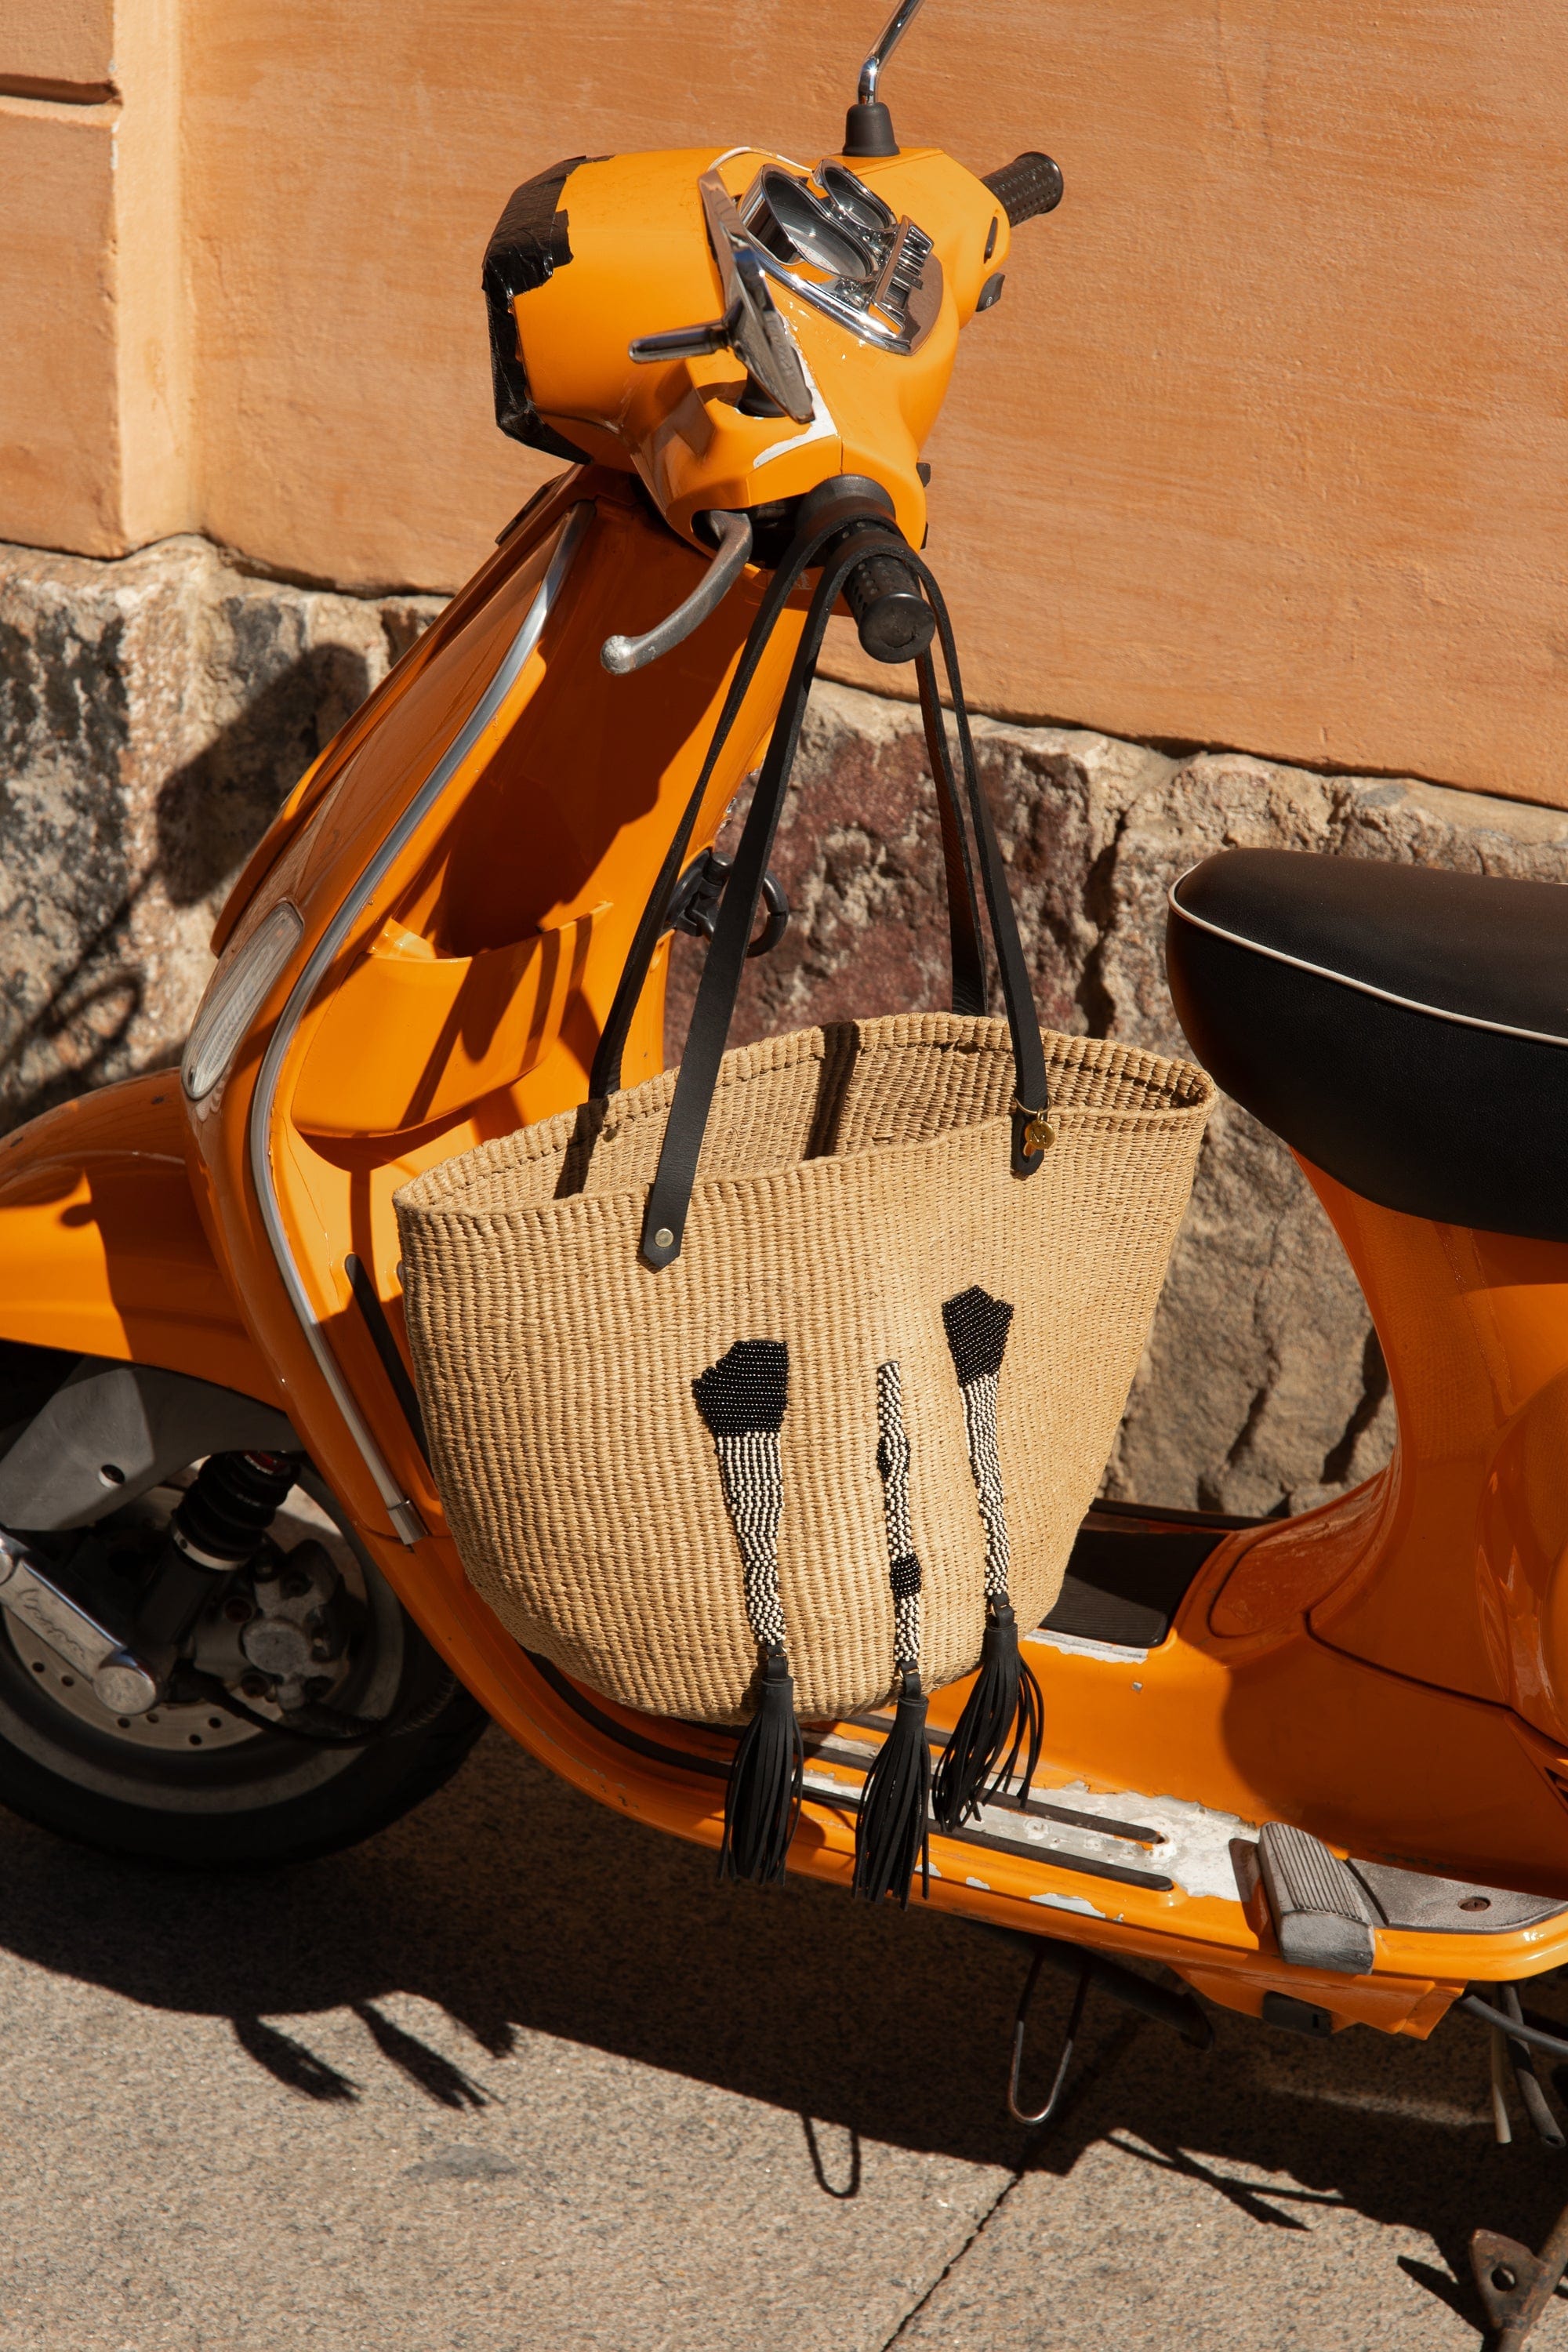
[1007,1778,1258,1905]
[1025,1630,1150,1666]
[1029,1889,1105,1918]
[753,347,838,471]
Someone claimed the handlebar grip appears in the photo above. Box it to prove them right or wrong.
[844,548,935,666]
[982,151,1064,227]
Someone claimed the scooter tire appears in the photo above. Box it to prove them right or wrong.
[0,1427,492,1869]
[0,1646,490,1871]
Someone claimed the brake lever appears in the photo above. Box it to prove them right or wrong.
[601,510,755,674]
[627,169,815,426]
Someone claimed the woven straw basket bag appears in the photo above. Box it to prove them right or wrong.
[396,510,1213,1892]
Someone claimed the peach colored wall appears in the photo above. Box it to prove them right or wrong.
[4,2,1568,804]
[0,0,189,552]
[0,94,122,549]
[0,0,112,90]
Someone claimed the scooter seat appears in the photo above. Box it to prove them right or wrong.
[1167,849,1568,1243]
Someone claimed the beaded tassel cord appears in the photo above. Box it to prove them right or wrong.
[691,1338,803,1883]
[854,1359,932,1905]
[932,1285,1044,1831]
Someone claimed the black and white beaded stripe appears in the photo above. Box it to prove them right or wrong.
[875,1360,922,1670]
[692,1340,789,1655]
[710,1427,787,1650]
[941,1287,1016,1606]
[956,1371,1011,1602]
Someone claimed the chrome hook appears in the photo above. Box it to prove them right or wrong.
[601,510,754,675]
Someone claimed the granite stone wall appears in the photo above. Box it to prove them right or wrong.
[670,684,1568,1515]
[0,534,441,1127]
[9,531,1567,1513]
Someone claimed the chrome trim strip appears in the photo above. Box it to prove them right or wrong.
[247,500,594,1544]
[1169,871,1568,1052]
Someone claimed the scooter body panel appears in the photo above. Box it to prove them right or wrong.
[510,146,1004,548]
[0,1071,279,1403]
[1298,1163,1568,1744]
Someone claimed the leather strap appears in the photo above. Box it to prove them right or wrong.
[918,652,987,1020]
[590,490,906,1098]
[638,532,1050,1267]
[909,551,1052,1175]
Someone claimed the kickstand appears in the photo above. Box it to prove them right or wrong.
[1007,1947,1092,2128]
[1471,2199,1568,2350]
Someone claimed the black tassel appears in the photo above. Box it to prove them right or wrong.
[853,1667,932,1907]
[719,1647,804,1885]
[931,1603,1044,1832]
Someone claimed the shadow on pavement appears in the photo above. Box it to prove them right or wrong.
[0,1721,1561,2338]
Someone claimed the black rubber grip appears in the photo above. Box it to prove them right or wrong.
[844,550,935,665]
[982,151,1064,227]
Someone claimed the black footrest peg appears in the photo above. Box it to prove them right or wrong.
[1257,1820,1377,1976]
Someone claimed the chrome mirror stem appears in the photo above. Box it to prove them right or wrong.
[858,0,930,107]
[844,0,930,158]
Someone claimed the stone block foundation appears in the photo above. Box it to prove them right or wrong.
[9,531,1568,1515]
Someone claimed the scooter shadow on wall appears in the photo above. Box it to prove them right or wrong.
[0,641,377,1138]
[0,1725,1555,2314]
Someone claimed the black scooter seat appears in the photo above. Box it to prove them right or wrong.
[1167,849,1568,1244]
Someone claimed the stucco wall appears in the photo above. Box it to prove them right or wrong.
[2,2,1566,804]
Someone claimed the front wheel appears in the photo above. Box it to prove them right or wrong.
[0,1469,488,1867]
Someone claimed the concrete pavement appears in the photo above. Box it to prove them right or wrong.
[0,1730,1561,2350]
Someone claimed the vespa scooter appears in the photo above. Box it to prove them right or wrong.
[2,5,1568,2330]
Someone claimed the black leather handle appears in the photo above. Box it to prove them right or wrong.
[590,487,901,1101]
[637,527,1051,1269]
[982,152,1064,227]
[917,654,986,1022]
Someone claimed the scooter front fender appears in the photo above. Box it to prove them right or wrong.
[0,1069,282,1406]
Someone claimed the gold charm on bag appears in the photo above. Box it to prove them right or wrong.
[1014,1099,1057,1156]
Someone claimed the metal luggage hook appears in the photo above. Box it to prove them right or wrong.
[1008,1945,1093,2129]
[601,510,755,675]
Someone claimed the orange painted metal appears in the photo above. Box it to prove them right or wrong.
[508,147,1007,550]
[0,1070,278,1402]
[0,129,1564,2038]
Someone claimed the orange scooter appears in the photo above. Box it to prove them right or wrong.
[5,2,1568,2327]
